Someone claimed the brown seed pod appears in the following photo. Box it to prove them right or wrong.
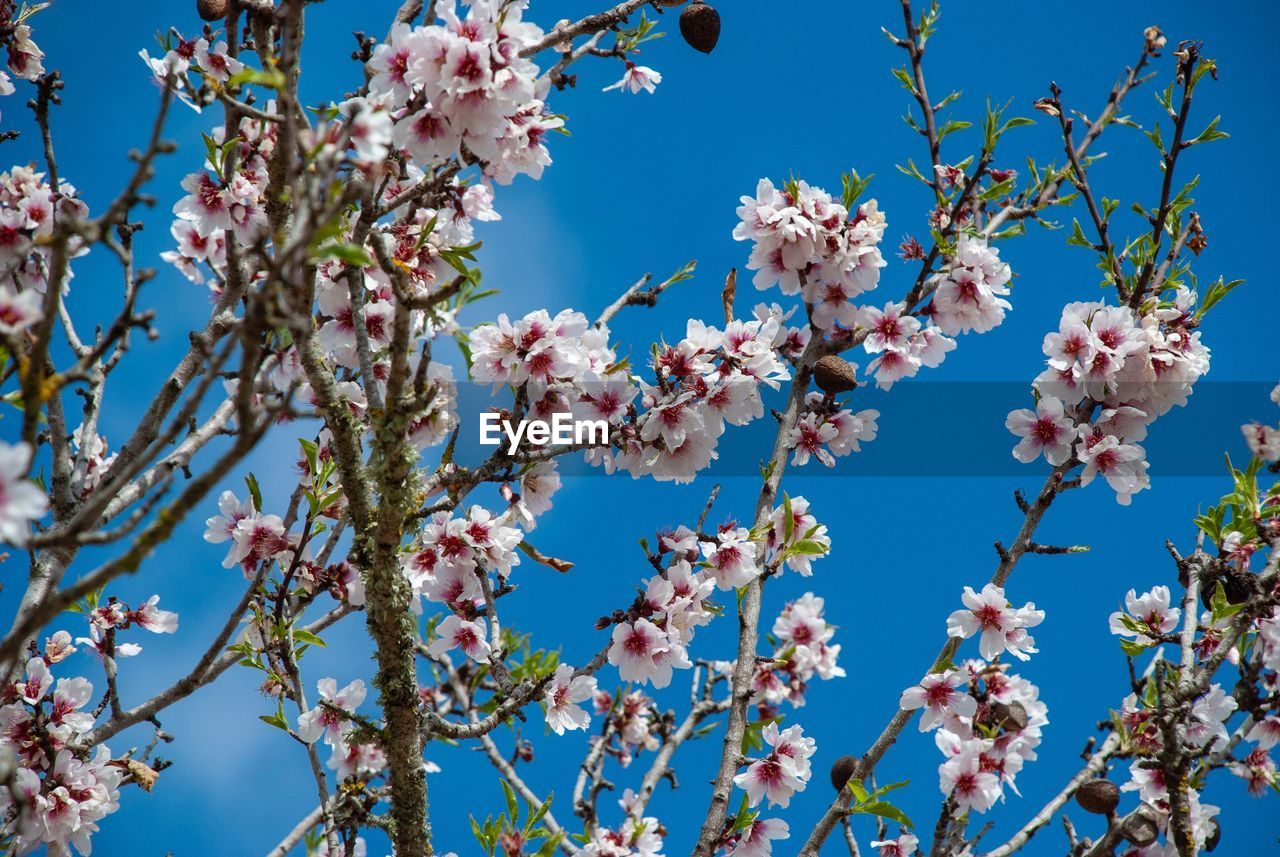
[813,355,857,394]
[1121,809,1159,846]
[829,755,856,790]
[679,1,720,54]
[993,701,1029,732]
[1075,779,1120,815]
[197,0,229,21]
[1204,820,1221,852]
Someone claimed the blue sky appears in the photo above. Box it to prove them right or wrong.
[4,1,1277,855]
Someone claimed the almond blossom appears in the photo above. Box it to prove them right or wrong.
[939,744,1002,813]
[544,664,597,735]
[1108,585,1181,646]
[0,440,47,545]
[871,833,919,857]
[607,618,689,689]
[729,817,790,856]
[428,615,492,663]
[603,63,662,94]
[298,678,368,745]
[1005,395,1076,465]
[946,584,1044,661]
[899,669,978,731]
[733,723,816,809]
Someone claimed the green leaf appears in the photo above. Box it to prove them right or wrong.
[245,473,263,511]
[227,66,286,90]
[999,116,1035,134]
[786,539,830,557]
[1119,639,1152,657]
[1195,277,1244,319]
[1066,219,1093,248]
[850,800,914,829]
[500,779,519,824]
[293,629,326,648]
[311,241,373,267]
[1190,104,1227,137]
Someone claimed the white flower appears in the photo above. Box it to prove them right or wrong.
[129,595,179,634]
[700,527,759,590]
[0,286,42,334]
[1109,586,1180,646]
[870,833,919,857]
[939,745,1001,813]
[1076,432,1149,505]
[731,817,790,856]
[1006,396,1075,465]
[297,678,367,745]
[899,669,977,731]
[0,441,48,545]
[607,618,688,688]
[603,63,662,94]
[1185,684,1237,750]
[1242,423,1280,461]
[544,664,597,735]
[427,614,491,663]
[733,723,815,808]
[946,584,1044,661]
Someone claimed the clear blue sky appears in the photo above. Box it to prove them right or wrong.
[4,1,1276,854]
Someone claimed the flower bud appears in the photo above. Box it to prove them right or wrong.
[1144,26,1167,52]
[679,1,720,54]
[829,754,856,790]
[1075,779,1119,815]
[814,355,857,394]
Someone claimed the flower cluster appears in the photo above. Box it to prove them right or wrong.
[581,790,665,856]
[753,593,845,708]
[734,178,887,311]
[139,34,245,112]
[469,307,800,483]
[400,505,523,610]
[589,688,661,769]
[788,392,880,467]
[605,558,714,689]
[1008,289,1212,504]
[858,300,957,390]
[204,489,296,576]
[898,582,1051,815]
[369,1,558,184]
[74,594,179,674]
[0,642,122,855]
[761,495,832,577]
[161,108,275,288]
[733,722,816,809]
[927,235,1012,337]
[1116,687,1232,848]
[297,678,388,781]
[0,4,44,96]
[901,660,1049,814]
[0,165,89,295]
